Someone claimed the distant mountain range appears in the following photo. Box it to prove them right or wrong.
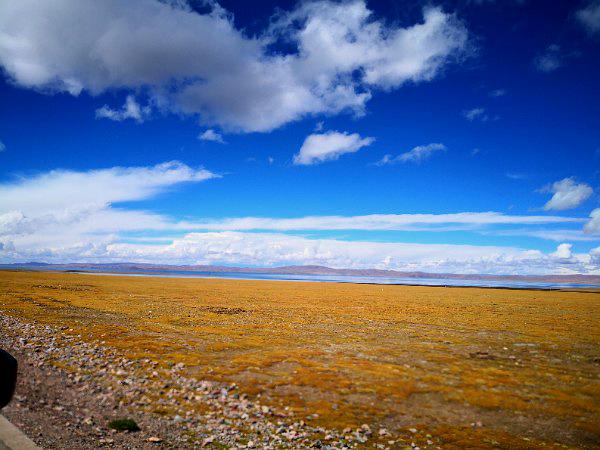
[2,262,600,284]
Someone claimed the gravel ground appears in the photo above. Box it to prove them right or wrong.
[0,314,406,449]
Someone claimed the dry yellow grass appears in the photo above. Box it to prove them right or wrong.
[1,270,599,448]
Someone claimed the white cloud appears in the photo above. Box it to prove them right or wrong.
[591,246,600,265]
[541,178,593,211]
[169,212,583,231]
[2,230,598,275]
[397,143,446,163]
[463,107,489,121]
[0,1,469,132]
[576,1,600,36]
[198,129,225,143]
[584,208,600,234]
[2,164,597,274]
[293,131,374,165]
[377,143,446,165]
[0,141,5,152]
[489,228,598,242]
[0,161,220,262]
[0,161,217,215]
[95,95,150,123]
[551,243,572,259]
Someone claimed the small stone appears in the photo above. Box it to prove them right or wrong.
[147,436,162,443]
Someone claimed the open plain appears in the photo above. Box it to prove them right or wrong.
[0,270,599,449]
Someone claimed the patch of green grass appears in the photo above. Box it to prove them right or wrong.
[108,418,140,432]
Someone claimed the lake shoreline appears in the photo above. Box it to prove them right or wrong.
[2,268,599,292]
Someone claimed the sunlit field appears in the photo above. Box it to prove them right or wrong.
[1,270,599,448]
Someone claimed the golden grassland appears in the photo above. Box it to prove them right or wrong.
[1,270,599,448]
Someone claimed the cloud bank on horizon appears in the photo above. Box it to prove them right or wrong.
[0,162,598,275]
[0,0,599,275]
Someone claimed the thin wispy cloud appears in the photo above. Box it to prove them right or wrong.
[186,212,583,232]
[534,45,563,72]
[489,89,506,97]
[376,143,446,165]
[506,173,527,180]
[576,0,600,36]
[533,45,579,73]
[487,228,598,242]
[463,107,489,121]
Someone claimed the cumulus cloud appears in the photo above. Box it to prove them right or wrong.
[541,178,593,211]
[584,208,600,234]
[198,129,225,143]
[463,107,489,121]
[0,1,470,132]
[377,143,446,165]
[576,1,600,36]
[95,95,150,123]
[122,232,530,270]
[293,131,374,165]
[551,243,572,259]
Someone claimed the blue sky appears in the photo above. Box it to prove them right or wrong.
[0,0,599,274]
